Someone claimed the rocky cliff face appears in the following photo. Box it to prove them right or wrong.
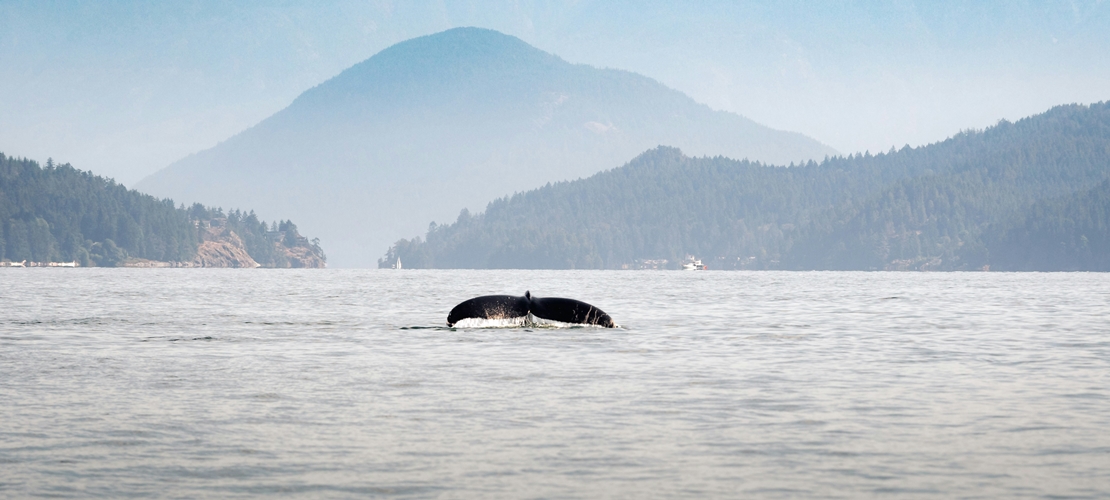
[278,244,326,268]
[118,222,325,268]
[192,227,260,268]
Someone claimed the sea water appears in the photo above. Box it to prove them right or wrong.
[1,269,1108,498]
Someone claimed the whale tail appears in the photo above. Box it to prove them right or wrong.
[446,294,529,327]
[529,297,614,327]
[447,292,614,328]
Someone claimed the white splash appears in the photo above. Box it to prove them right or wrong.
[450,314,613,329]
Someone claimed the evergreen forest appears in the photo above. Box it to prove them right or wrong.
[382,102,1110,271]
[0,153,324,267]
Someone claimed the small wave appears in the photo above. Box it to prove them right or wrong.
[5,317,132,326]
[145,336,217,342]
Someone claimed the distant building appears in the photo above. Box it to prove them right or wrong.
[634,259,668,270]
[1,260,78,267]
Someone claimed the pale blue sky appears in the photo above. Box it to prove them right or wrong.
[2,0,1107,184]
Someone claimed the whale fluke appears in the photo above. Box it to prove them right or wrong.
[446,294,530,326]
[447,291,615,328]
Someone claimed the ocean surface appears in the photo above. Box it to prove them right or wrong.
[1,269,1108,498]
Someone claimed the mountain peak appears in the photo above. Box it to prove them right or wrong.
[366,26,553,66]
[304,27,561,104]
[138,29,836,267]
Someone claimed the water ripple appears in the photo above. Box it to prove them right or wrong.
[1,269,1108,498]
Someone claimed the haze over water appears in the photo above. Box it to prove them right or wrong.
[2,270,1108,498]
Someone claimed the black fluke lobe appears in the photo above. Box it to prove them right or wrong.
[447,291,615,328]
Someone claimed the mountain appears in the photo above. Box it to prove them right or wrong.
[135,27,836,267]
[381,102,1110,271]
[0,153,324,267]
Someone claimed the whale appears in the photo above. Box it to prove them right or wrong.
[447,291,615,328]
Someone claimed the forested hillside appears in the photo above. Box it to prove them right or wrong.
[983,179,1110,271]
[0,154,324,267]
[382,102,1110,271]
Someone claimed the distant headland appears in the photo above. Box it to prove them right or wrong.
[383,102,1110,272]
[0,153,325,268]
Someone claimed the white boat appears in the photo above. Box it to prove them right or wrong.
[682,257,706,271]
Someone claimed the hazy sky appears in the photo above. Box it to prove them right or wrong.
[2,0,1107,185]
